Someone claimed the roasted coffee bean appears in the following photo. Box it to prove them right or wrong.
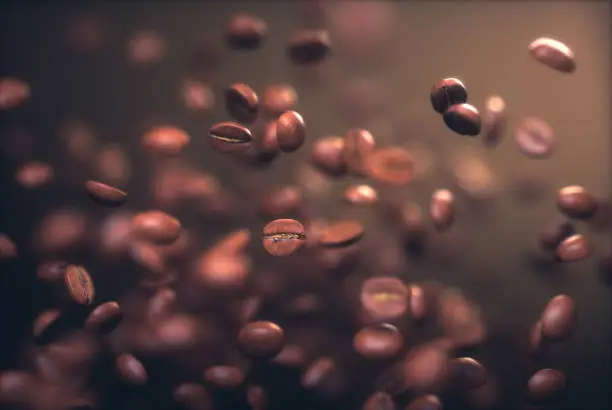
[129,241,165,274]
[204,365,245,389]
[142,126,190,156]
[209,122,252,154]
[367,147,414,185]
[361,277,409,321]
[450,357,487,390]
[262,219,306,257]
[225,83,259,124]
[15,161,54,189]
[247,385,267,410]
[132,211,181,245]
[301,357,334,389]
[272,344,307,367]
[514,117,555,158]
[116,353,147,385]
[443,103,481,136]
[212,228,252,254]
[84,301,122,334]
[0,234,18,259]
[555,234,591,262]
[0,77,30,110]
[238,321,285,358]
[287,30,331,65]
[311,136,348,176]
[394,203,427,244]
[482,95,506,147]
[526,368,566,404]
[84,181,127,207]
[226,13,267,49]
[32,309,61,338]
[538,217,574,252]
[275,111,305,152]
[344,184,378,206]
[182,79,215,111]
[259,186,303,217]
[430,78,468,115]
[405,395,442,410]
[254,121,280,157]
[342,128,376,176]
[148,288,176,321]
[196,250,251,291]
[540,294,575,341]
[409,284,427,321]
[64,265,95,306]
[528,37,576,73]
[353,323,403,360]
[438,289,486,349]
[556,185,598,219]
[429,189,455,231]
[262,83,297,117]
[363,391,394,410]
[529,321,544,352]
[173,383,212,410]
[319,220,364,247]
[403,343,450,393]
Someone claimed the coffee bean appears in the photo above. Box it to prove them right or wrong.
[555,234,591,262]
[173,383,212,410]
[32,309,61,338]
[84,181,127,207]
[259,186,303,217]
[342,128,376,176]
[0,77,30,110]
[528,37,575,73]
[353,323,403,360]
[301,357,334,389]
[226,13,267,50]
[367,147,414,185]
[196,250,251,291]
[147,288,176,321]
[129,241,165,274]
[443,103,481,136]
[403,343,450,393]
[262,83,297,117]
[84,301,122,334]
[142,126,190,156]
[209,122,252,154]
[132,211,181,245]
[344,184,379,206]
[275,111,305,152]
[319,220,364,248]
[254,121,280,158]
[538,217,574,252]
[526,368,566,404]
[540,294,575,341]
[481,95,506,147]
[204,365,245,389]
[311,136,348,176]
[360,277,408,321]
[409,285,427,321]
[225,83,259,124]
[363,391,394,410]
[246,385,267,410]
[15,161,54,189]
[438,289,486,349]
[430,78,468,115]
[556,185,598,219]
[238,321,285,358]
[287,30,331,65]
[272,344,307,367]
[529,320,544,352]
[116,353,148,385]
[182,79,215,112]
[429,189,455,232]
[405,395,442,410]
[64,265,95,306]
[0,371,38,404]
[514,117,555,158]
[262,219,306,257]
[450,357,487,391]
[0,234,17,259]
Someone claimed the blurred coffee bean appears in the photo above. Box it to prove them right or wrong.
[60,119,97,162]
[429,189,455,232]
[173,383,212,410]
[589,198,612,232]
[15,161,54,189]
[129,241,165,274]
[443,103,481,136]
[262,83,297,117]
[538,217,574,252]
[342,128,376,176]
[209,121,253,154]
[262,218,306,257]
[95,144,130,186]
[64,265,95,306]
[253,121,280,159]
[555,234,591,262]
[430,78,468,115]
[142,126,191,156]
[272,344,307,368]
[338,77,387,120]
[238,321,285,359]
[403,343,450,393]
[246,385,267,410]
[514,117,555,158]
[84,301,122,334]
[36,209,89,254]
[393,203,427,245]
[529,321,544,352]
[409,285,427,321]
[147,288,176,321]
[226,13,267,50]
[0,77,30,110]
[0,371,38,404]
[526,368,566,404]
[287,29,331,65]
[367,147,414,185]
[360,277,408,321]
[344,184,379,206]
[556,185,598,219]
[226,83,259,124]
[405,395,442,410]
[212,229,252,255]
[528,37,575,73]
[353,323,403,360]
[116,353,148,385]
[301,357,334,389]
[451,150,497,200]
[311,136,348,176]
[204,365,245,389]
[84,180,127,207]
[438,289,486,349]
[275,110,306,153]
[37,260,69,282]
[0,234,18,259]
[540,294,575,341]
[196,250,251,291]
[259,186,303,217]
[182,79,215,111]
[481,95,506,147]
[127,30,166,65]
[449,357,487,391]
[319,220,364,247]
[132,211,181,245]
[363,391,394,410]
[32,309,61,338]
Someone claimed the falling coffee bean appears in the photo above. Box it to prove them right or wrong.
[116,353,148,385]
[363,391,394,410]
[556,185,598,219]
[301,357,334,389]
[528,37,576,73]
[225,83,259,124]
[430,189,455,231]
[481,95,506,147]
[409,284,428,321]
[84,180,127,207]
[209,122,252,154]
[287,29,331,65]
[0,77,30,110]
[37,260,69,282]
[405,395,443,410]
[430,78,468,115]
[449,357,487,391]
[173,383,212,410]
[246,385,267,410]
[275,111,305,153]
[344,184,378,206]
[204,365,245,389]
[526,368,566,404]
[538,217,574,252]
[540,294,575,341]
[142,126,190,156]
[360,277,408,321]
[226,13,267,50]
[262,219,306,257]
[262,83,297,117]
[353,323,403,360]
[555,234,591,262]
[514,117,555,158]
[443,103,481,136]
[403,343,450,393]
[64,265,95,306]
[32,309,61,338]
[311,136,348,176]
[367,147,414,185]
[84,301,122,334]
[342,128,376,176]
[0,234,18,260]
[238,321,285,359]
[259,186,303,217]
[132,211,181,245]
[319,220,364,248]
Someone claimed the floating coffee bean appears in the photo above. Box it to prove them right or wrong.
[528,37,576,73]
[173,383,212,410]
[148,288,176,321]
[526,368,566,404]
[32,309,61,338]
[259,186,303,217]
[132,211,181,245]
[443,103,481,136]
[0,234,17,259]
[212,228,252,255]
[555,234,591,262]
[142,126,190,156]
[363,391,394,410]
[204,365,245,389]
[301,357,334,389]
[353,323,403,360]
[319,220,364,247]
[556,185,598,219]
[246,385,267,410]
[238,321,285,358]
[262,83,297,117]
[253,121,280,158]
[311,136,348,176]
[342,128,376,176]
[405,395,442,410]
[403,343,450,393]
[344,184,378,206]
[409,284,427,321]
[129,241,165,274]
[429,189,455,231]
[540,294,575,341]
[367,147,414,185]
[430,78,468,115]
[15,161,54,189]
[0,77,30,110]
[450,357,487,390]
[438,289,486,349]
[529,320,544,352]
[116,353,148,385]
[226,13,267,50]
[482,95,506,147]
[225,83,259,124]
[196,251,250,291]
[64,265,95,306]
[84,181,127,207]
[275,111,305,153]
[360,277,408,321]
[209,122,252,154]
[538,217,574,252]
[84,301,122,334]
[287,29,331,65]
[514,117,555,158]
[262,219,306,257]
[272,344,306,367]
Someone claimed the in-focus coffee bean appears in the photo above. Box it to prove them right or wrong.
[132,211,181,245]
[142,126,190,156]
[443,103,481,136]
[287,30,331,65]
[262,219,306,257]
[367,147,414,185]
[84,180,127,207]
[360,277,408,321]
[116,353,148,385]
[526,368,566,404]
[262,83,297,117]
[64,265,95,306]
[482,95,506,147]
[275,111,306,153]
[528,37,576,73]
[429,189,455,232]
[555,234,591,262]
[353,323,403,360]
[363,391,394,410]
[430,78,468,115]
[449,357,487,391]
[84,301,122,334]
[319,220,364,248]
[405,395,442,410]
[343,184,378,206]
[225,83,259,124]
[514,117,555,158]
[226,13,267,50]
[238,321,285,358]
[556,185,598,219]
[311,136,348,176]
[204,365,245,389]
[209,122,253,154]
[342,128,376,176]
[540,294,575,341]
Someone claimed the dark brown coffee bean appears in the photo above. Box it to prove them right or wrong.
[226,13,267,50]
[353,323,403,360]
[209,122,252,154]
[555,234,591,262]
[287,30,331,65]
[409,285,427,321]
[344,184,378,206]
[0,234,17,259]
[238,321,285,359]
[259,186,303,217]
[342,128,376,176]
[363,391,394,410]
[204,365,245,389]
[443,103,481,136]
[450,357,487,391]
[226,83,259,124]
[319,220,364,247]
[132,211,181,245]
[246,385,267,410]
[0,77,30,110]
[540,294,575,341]
[32,309,61,338]
[526,368,566,404]
[116,353,147,385]
[311,136,348,176]
[528,37,575,73]
[173,383,212,410]
[367,147,414,185]
[538,217,574,252]
[84,180,127,207]
[301,357,334,389]
[514,117,555,158]
[430,78,468,115]
[482,95,506,147]
[405,395,442,410]
[275,111,305,152]
[64,265,95,306]
[142,126,190,156]
[556,185,598,219]
[262,84,297,117]
[361,277,408,321]
[262,218,306,257]
[403,344,450,393]
[429,189,455,231]
[84,301,121,334]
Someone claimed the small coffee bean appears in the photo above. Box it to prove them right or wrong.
[438,289,487,349]
[173,383,212,410]
[528,37,575,73]
[272,344,306,367]
[342,128,376,176]
[0,77,30,110]
[259,185,303,217]
[116,353,147,385]
[319,220,364,248]
[196,251,250,291]
[0,234,17,259]
[538,217,574,252]
[344,184,378,206]
[204,365,245,389]
[450,357,487,391]
[556,185,598,219]
[429,189,455,231]
[409,284,427,321]
[367,147,414,185]
[262,83,297,117]
[403,343,450,393]
[301,357,334,389]
[84,301,122,334]
[540,294,575,341]
[481,95,506,147]
[132,211,181,245]
[526,368,566,404]
[129,241,165,274]
[430,78,468,115]
[529,321,544,352]
[311,136,348,176]
[182,79,215,112]
[555,234,591,262]
[262,219,306,257]
[225,83,259,124]
[226,13,267,50]
[142,126,190,156]
[84,181,127,207]
[443,103,481,136]
[64,265,95,306]
[363,391,394,410]
[254,121,280,157]
[405,395,442,410]
[275,111,305,152]
[212,229,252,255]
[147,288,176,321]
[15,161,54,189]
[209,122,252,154]
[353,323,403,360]
[238,321,285,358]
[246,385,267,410]
[32,309,61,338]
[287,30,331,65]
[360,277,409,321]
[514,117,555,158]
